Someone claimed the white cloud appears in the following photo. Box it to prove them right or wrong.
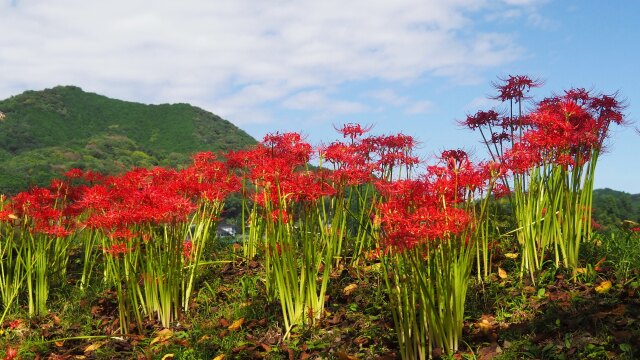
[0,0,543,124]
[366,90,409,106]
[365,89,433,115]
[283,91,368,115]
[404,100,433,114]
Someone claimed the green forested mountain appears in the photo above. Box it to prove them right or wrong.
[0,86,257,194]
[592,188,640,228]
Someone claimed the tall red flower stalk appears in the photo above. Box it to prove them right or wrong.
[464,75,625,282]
[230,133,340,334]
[322,125,420,266]
[74,154,237,333]
[504,89,626,273]
[1,178,81,316]
[377,151,496,359]
[0,194,23,323]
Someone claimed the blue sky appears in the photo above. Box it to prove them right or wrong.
[1,0,638,192]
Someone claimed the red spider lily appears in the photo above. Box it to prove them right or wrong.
[376,177,473,250]
[76,167,203,232]
[334,123,373,141]
[321,141,374,186]
[7,183,80,237]
[104,241,130,256]
[3,347,17,360]
[460,109,501,130]
[64,168,84,179]
[107,227,137,240]
[505,89,626,172]
[177,152,240,203]
[269,209,291,223]
[183,240,193,259]
[323,129,419,184]
[280,170,336,203]
[375,153,491,251]
[502,141,542,174]
[492,182,511,199]
[262,132,313,165]
[491,75,543,102]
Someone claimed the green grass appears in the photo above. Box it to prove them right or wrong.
[0,228,638,359]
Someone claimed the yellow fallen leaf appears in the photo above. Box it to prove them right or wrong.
[595,280,612,294]
[477,319,492,333]
[343,283,358,296]
[150,328,173,345]
[498,267,508,279]
[504,253,519,259]
[84,341,107,353]
[213,355,225,360]
[198,334,211,343]
[228,318,244,331]
[161,354,175,360]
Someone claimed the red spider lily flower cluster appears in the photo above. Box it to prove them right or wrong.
[376,150,494,250]
[322,131,419,185]
[335,123,373,141]
[3,179,84,237]
[491,75,544,103]
[228,132,323,214]
[461,75,625,175]
[0,153,240,249]
[505,88,625,172]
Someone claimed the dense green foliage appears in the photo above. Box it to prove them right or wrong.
[0,86,256,194]
[592,188,640,227]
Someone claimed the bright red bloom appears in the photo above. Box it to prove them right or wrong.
[3,347,17,360]
[492,75,543,102]
[183,240,193,259]
[104,242,130,257]
[504,89,626,173]
[335,123,372,141]
[375,152,492,251]
[460,110,501,130]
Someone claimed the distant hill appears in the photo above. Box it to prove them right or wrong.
[592,188,640,228]
[0,86,257,194]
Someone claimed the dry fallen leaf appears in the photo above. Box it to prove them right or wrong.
[150,328,174,345]
[228,318,244,331]
[498,267,508,279]
[343,283,358,296]
[595,280,612,294]
[198,335,211,343]
[84,341,107,353]
[54,340,65,347]
[594,257,606,271]
[336,351,358,360]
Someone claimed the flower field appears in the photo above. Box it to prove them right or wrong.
[0,77,638,359]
